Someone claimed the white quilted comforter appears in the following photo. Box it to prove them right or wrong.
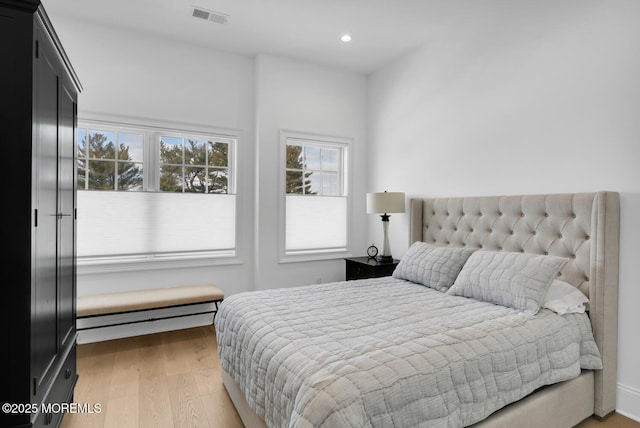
[215,277,602,428]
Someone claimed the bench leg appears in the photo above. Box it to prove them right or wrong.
[212,300,221,325]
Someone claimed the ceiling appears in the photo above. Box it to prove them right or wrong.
[41,0,482,74]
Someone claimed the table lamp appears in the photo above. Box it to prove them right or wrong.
[366,191,405,262]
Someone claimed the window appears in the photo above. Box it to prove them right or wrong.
[285,144,340,196]
[159,136,230,193]
[76,120,237,268]
[77,128,144,191]
[281,131,350,259]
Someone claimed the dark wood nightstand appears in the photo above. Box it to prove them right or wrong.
[345,257,400,280]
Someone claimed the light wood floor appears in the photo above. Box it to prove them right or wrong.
[61,326,242,428]
[61,326,639,428]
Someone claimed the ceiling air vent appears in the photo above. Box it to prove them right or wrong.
[192,6,229,25]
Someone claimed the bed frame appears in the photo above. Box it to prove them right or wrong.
[221,191,620,427]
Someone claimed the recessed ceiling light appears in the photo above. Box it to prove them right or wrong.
[341,34,352,43]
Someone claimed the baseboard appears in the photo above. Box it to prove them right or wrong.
[617,382,640,422]
[76,312,214,344]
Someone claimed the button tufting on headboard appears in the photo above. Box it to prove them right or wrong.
[414,193,603,295]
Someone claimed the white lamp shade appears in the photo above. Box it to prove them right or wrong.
[366,192,405,214]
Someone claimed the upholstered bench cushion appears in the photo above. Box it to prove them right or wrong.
[77,285,224,317]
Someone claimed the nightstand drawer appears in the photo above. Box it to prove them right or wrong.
[345,257,399,280]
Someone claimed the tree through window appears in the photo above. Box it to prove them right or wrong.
[159,137,229,193]
[285,143,340,196]
[77,129,143,191]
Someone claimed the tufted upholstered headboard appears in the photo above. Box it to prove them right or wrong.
[409,191,620,418]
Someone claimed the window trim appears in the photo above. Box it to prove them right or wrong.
[279,129,353,263]
[77,251,243,274]
[76,114,243,273]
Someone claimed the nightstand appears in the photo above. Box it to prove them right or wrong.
[345,257,400,280]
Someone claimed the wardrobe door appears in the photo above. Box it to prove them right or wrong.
[32,27,60,402]
[58,80,76,350]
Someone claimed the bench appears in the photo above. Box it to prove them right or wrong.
[76,284,224,343]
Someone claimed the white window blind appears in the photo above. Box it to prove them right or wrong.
[77,191,236,258]
[285,195,347,253]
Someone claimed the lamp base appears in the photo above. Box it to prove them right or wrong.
[376,255,394,263]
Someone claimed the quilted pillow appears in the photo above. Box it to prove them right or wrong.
[447,250,568,315]
[392,242,476,292]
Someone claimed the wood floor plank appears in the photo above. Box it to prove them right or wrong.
[76,340,117,376]
[167,373,209,428]
[109,344,139,400]
[188,332,217,373]
[163,333,198,377]
[200,392,243,428]
[103,394,139,428]
[138,342,166,378]
[192,366,220,397]
[61,326,640,428]
[139,372,174,428]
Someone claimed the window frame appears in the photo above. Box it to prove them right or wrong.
[76,116,241,273]
[279,130,353,263]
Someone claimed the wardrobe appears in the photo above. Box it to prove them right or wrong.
[1,1,81,427]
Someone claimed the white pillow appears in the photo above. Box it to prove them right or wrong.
[543,279,589,315]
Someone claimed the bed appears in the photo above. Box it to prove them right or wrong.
[216,191,619,427]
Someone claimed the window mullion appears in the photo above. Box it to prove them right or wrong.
[114,131,120,191]
[146,131,158,192]
[205,141,209,194]
[229,139,236,194]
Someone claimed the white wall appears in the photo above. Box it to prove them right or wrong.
[367,0,640,420]
[51,17,368,297]
[254,54,368,290]
[52,16,256,296]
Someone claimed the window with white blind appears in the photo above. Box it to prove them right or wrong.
[76,120,237,268]
[281,130,350,260]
